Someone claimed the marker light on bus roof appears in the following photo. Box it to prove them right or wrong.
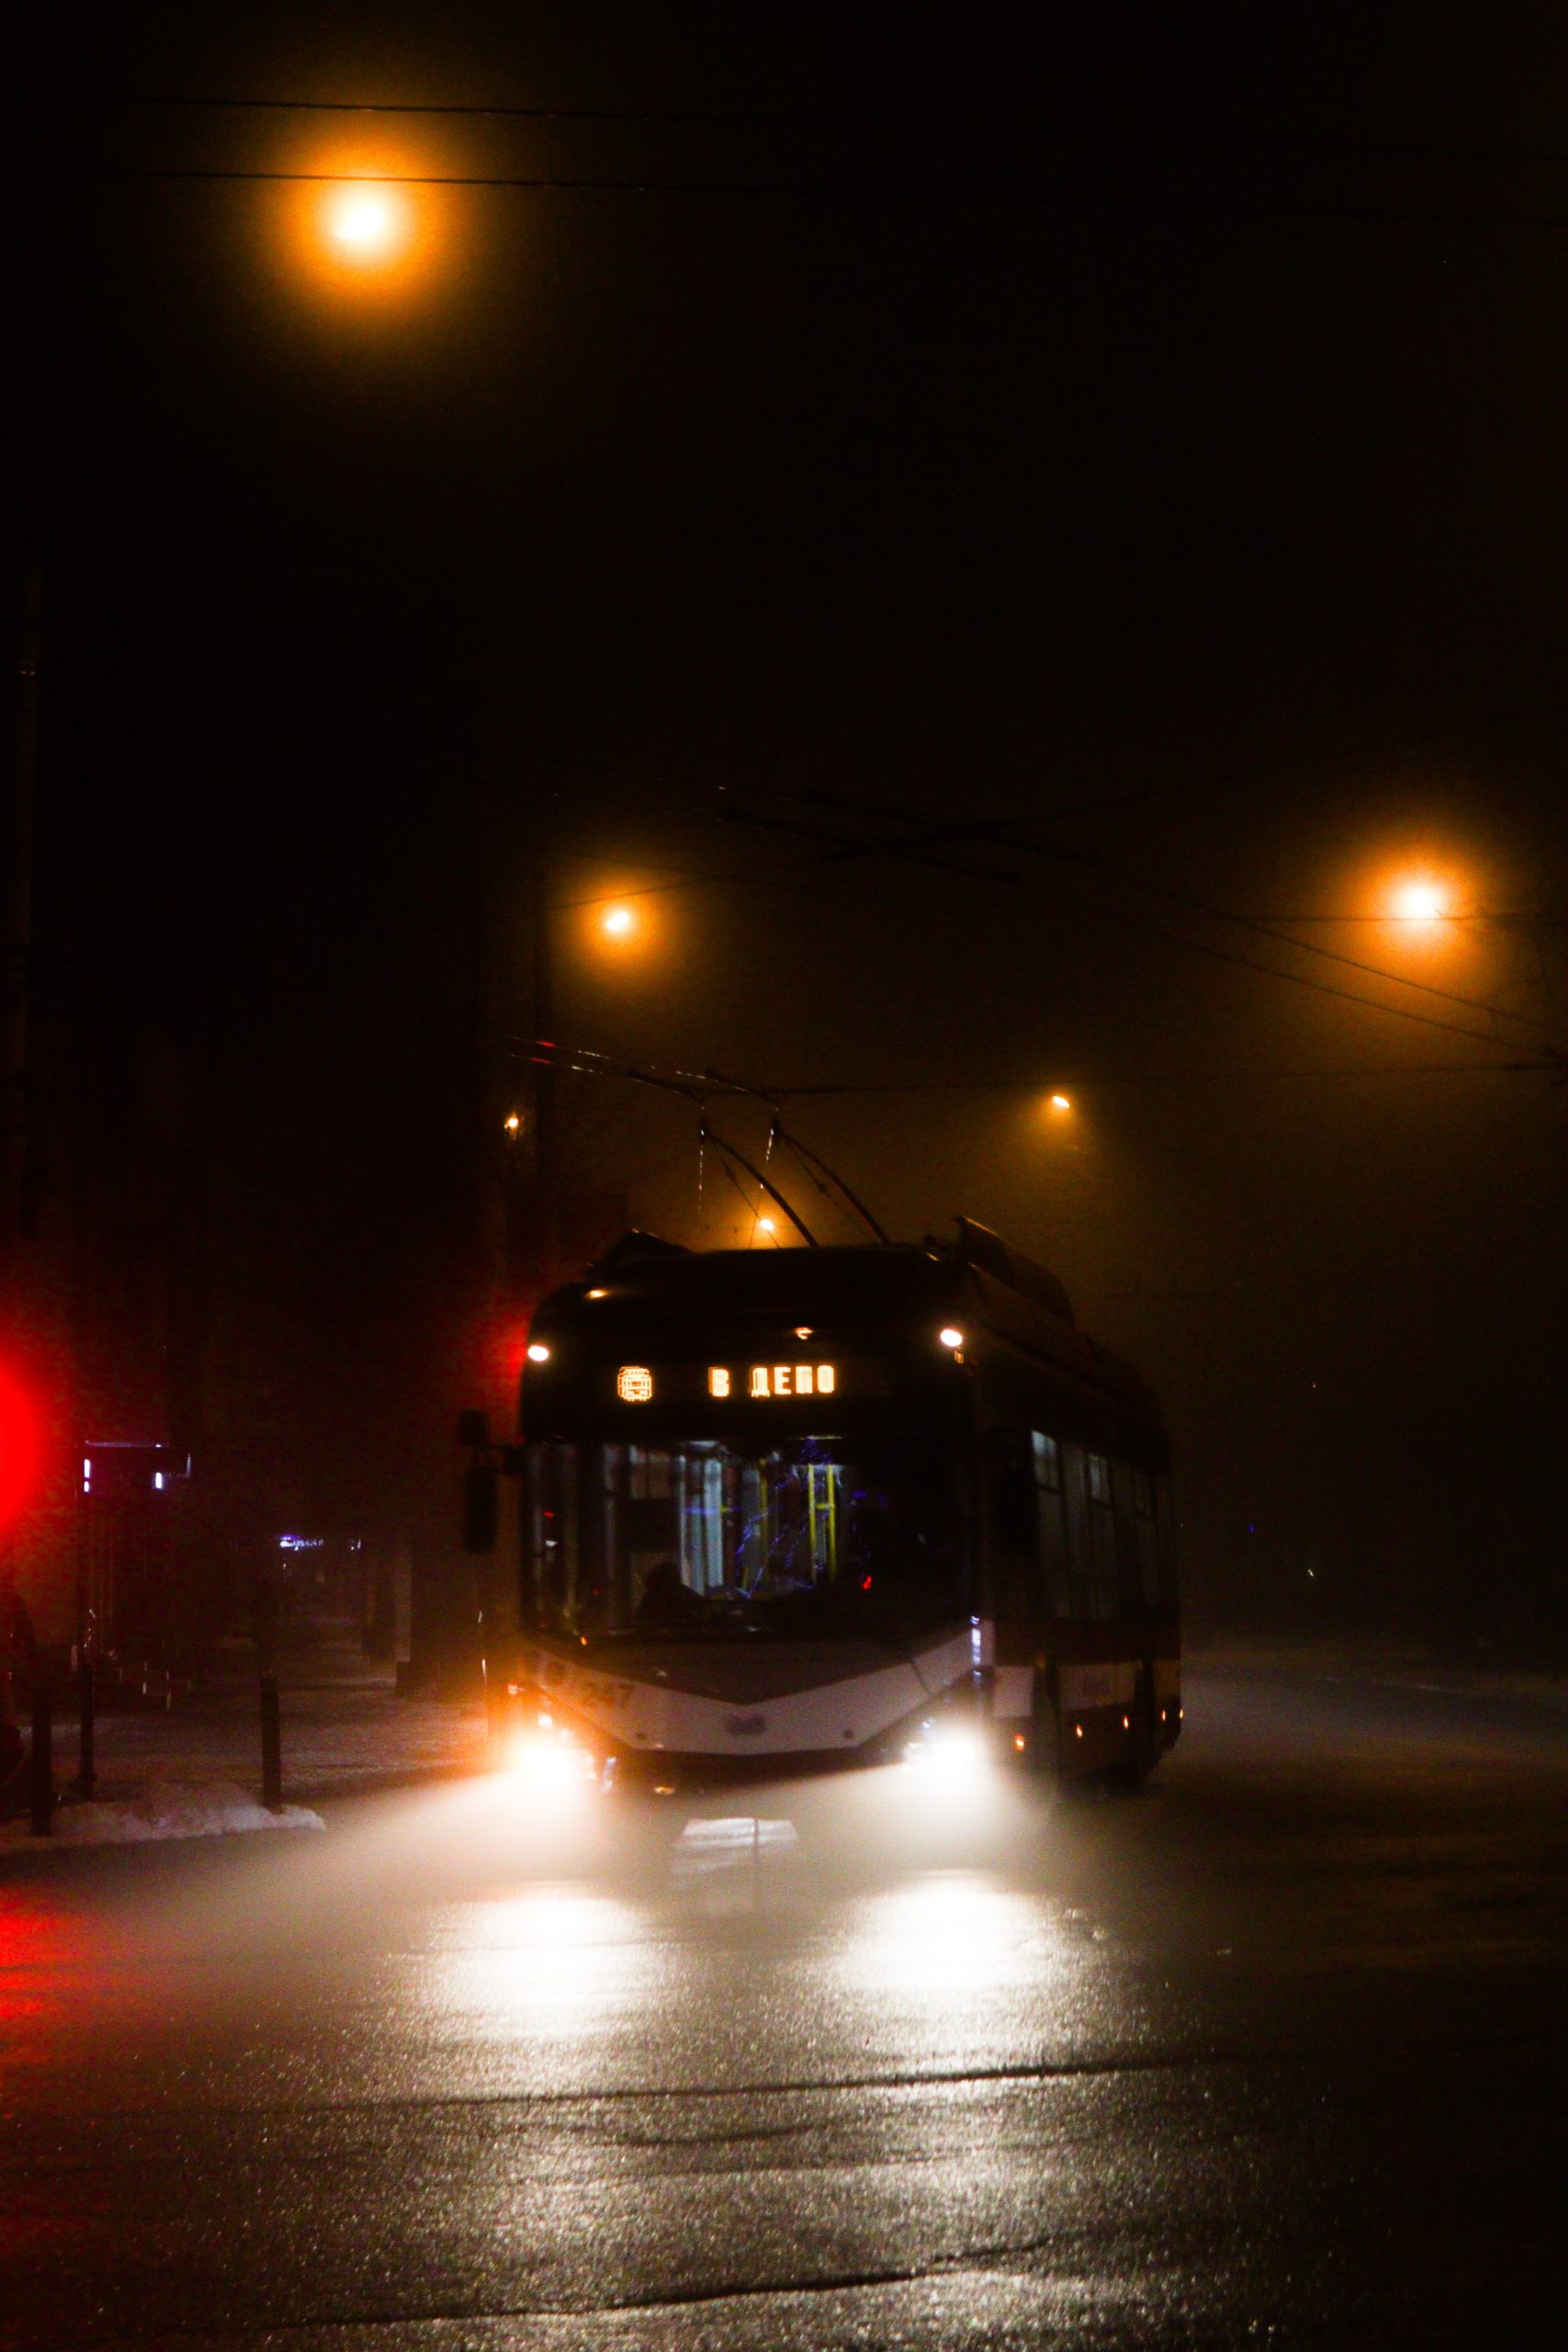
[939,1327,964,1350]
[586,1288,608,1299]
[526,1342,551,1363]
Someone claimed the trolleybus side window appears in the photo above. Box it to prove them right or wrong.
[1156,1472,1179,1610]
[524,1440,581,1631]
[1111,1459,1142,1613]
[1032,1431,1072,1619]
[1062,1441,1090,1614]
[1132,1465,1161,1609]
[990,1430,1037,1617]
[1086,1450,1120,1618]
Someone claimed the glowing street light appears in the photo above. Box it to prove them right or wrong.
[1387,875,1450,928]
[756,1216,777,1237]
[600,904,637,940]
[327,188,401,257]
[1048,1092,1072,1114]
[280,150,447,307]
[314,179,418,273]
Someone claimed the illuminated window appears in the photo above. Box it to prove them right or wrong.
[708,1367,731,1397]
[616,1365,654,1403]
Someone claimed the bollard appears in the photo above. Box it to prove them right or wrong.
[260,1672,283,1811]
[74,1655,96,1801]
[29,1683,53,1837]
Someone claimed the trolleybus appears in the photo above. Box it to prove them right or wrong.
[503,1219,1179,1787]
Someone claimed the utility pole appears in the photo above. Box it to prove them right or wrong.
[530,864,558,1283]
[2,555,40,1255]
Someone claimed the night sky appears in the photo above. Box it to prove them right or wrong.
[7,4,1567,1649]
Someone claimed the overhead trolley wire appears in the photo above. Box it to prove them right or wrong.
[22,161,1568,235]
[521,1036,1562,1101]
[26,89,1568,185]
[804,787,1557,1039]
[698,792,1558,1055]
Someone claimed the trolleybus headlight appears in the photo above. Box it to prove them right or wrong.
[902,1721,990,1781]
[506,1722,597,1795]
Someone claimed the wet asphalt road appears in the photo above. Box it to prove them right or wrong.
[2,1665,1565,2351]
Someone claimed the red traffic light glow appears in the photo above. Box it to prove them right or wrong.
[0,1359,43,1536]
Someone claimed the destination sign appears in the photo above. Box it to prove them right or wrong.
[713,1364,838,1398]
[612,1363,840,1404]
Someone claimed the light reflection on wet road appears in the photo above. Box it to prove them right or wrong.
[2,1666,1564,2347]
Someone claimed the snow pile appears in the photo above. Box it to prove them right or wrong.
[1,1780,325,1850]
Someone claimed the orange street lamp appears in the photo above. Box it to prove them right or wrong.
[1388,874,1450,928]
[599,904,637,940]
[280,144,450,308]
[321,184,412,266]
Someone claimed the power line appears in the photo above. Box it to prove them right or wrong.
[21,90,1568,183]
[808,788,1555,1037]
[22,159,1568,234]
[1137,876,1556,1033]
[704,792,1555,1051]
[792,1062,1563,1092]
[522,1037,1561,1094]
[555,830,1556,1057]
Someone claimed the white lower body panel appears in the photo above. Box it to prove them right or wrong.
[518,1628,973,1758]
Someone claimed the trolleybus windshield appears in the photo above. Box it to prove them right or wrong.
[525,1433,964,1646]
